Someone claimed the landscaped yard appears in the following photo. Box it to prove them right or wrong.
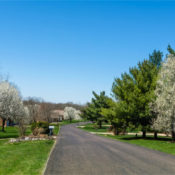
[0,126,31,139]
[0,124,59,175]
[103,135,175,155]
[77,123,110,133]
[59,119,87,126]
[0,124,59,139]
[0,121,89,175]
[0,139,54,175]
[79,123,175,156]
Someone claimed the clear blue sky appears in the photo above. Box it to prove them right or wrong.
[0,1,175,104]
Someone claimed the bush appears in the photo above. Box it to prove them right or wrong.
[31,121,49,136]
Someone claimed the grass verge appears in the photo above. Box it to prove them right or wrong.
[101,134,175,155]
[0,139,54,175]
[77,123,109,132]
[0,126,31,139]
[59,119,87,126]
[79,123,175,156]
[0,124,59,175]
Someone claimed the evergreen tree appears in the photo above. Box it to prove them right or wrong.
[167,45,175,56]
[101,99,128,135]
[112,72,135,128]
[112,50,163,137]
[81,91,110,128]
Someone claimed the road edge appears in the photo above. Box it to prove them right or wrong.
[42,126,61,175]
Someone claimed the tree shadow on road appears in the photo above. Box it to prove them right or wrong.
[120,136,172,142]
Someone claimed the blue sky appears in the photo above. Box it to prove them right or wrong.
[0,1,175,104]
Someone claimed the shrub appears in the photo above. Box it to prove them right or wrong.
[31,121,49,136]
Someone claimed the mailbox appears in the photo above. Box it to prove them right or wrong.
[49,126,55,136]
[49,126,54,129]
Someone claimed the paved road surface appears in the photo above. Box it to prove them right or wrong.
[44,123,175,175]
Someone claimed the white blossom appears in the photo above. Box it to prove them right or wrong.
[152,55,175,135]
[64,107,81,121]
[0,81,29,128]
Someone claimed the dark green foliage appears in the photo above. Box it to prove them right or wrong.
[149,50,163,69]
[81,102,96,121]
[112,50,163,137]
[31,121,49,134]
[101,98,129,135]
[83,49,164,138]
[167,45,175,56]
[81,91,111,128]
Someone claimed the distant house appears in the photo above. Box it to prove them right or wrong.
[50,110,64,122]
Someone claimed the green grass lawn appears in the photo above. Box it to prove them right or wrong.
[103,135,175,155]
[0,124,60,175]
[78,123,110,132]
[0,124,59,139]
[50,124,59,135]
[59,119,87,126]
[0,139,54,175]
[80,123,175,156]
[0,126,31,139]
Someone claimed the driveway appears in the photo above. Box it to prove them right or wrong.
[44,123,175,175]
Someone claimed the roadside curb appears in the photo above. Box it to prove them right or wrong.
[42,126,61,175]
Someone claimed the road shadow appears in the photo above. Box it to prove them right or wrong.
[120,136,172,142]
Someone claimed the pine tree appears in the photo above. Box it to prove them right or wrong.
[112,50,163,137]
[81,91,110,128]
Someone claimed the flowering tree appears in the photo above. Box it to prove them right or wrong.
[24,98,40,122]
[152,55,175,140]
[64,107,81,122]
[13,104,30,136]
[0,81,17,131]
[0,81,29,134]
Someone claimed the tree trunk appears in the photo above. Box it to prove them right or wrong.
[19,121,26,137]
[142,130,146,138]
[154,131,158,139]
[113,125,117,135]
[2,119,6,132]
[113,124,119,135]
[70,117,72,123]
[116,130,120,135]
[122,128,126,135]
[172,131,175,142]
[98,121,102,129]
[171,121,175,142]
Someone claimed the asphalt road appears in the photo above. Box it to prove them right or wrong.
[44,123,175,175]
